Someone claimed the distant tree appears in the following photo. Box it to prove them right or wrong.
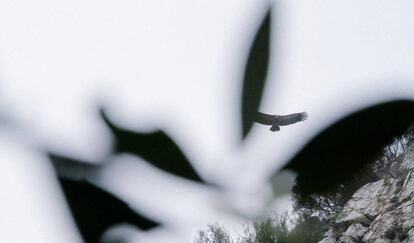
[193,213,328,243]
[193,214,291,243]
[291,123,414,223]
[286,215,327,243]
[291,159,380,221]
[383,124,414,161]
[193,224,233,243]
[194,124,414,243]
[252,215,289,243]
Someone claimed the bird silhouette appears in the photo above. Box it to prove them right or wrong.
[254,112,308,131]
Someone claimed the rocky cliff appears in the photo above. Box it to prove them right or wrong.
[319,144,414,243]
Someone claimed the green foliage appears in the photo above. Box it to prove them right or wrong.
[193,224,233,243]
[287,215,326,243]
[241,8,271,139]
[247,215,289,243]
[194,124,414,243]
[100,109,205,183]
[291,159,381,220]
[282,101,414,201]
[193,214,325,243]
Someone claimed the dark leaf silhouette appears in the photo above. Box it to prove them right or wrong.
[280,100,414,197]
[241,8,271,139]
[100,109,205,184]
[49,153,98,181]
[59,178,159,243]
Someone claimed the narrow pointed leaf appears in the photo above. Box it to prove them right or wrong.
[49,153,97,181]
[241,9,271,139]
[59,178,160,243]
[100,109,205,183]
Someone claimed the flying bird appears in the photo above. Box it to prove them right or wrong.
[254,112,308,131]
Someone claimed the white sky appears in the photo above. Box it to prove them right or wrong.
[1,0,414,242]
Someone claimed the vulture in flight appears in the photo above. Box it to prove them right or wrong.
[254,111,308,131]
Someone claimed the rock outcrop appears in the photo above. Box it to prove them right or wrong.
[319,144,414,243]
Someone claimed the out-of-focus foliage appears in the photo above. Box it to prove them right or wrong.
[52,7,274,243]
[43,1,414,242]
[99,109,205,184]
[195,122,414,243]
[283,100,414,197]
[291,122,414,224]
[241,8,271,139]
[59,179,159,243]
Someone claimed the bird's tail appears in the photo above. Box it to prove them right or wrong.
[270,124,280,132]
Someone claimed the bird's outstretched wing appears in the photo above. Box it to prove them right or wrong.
[278,112,308,126]
[254,111,308,132]
[254,111,276,125]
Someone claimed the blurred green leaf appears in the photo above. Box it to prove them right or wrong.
[59,178,159,243]
[281,100,414,196]
[49,153,97,181]
[100,109,205,184]
[241,9,271,139]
